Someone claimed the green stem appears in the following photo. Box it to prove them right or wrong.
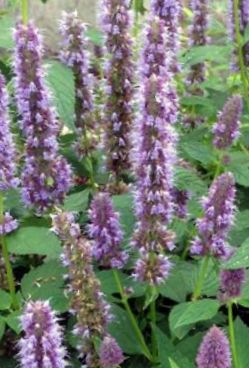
[149,297,157,361]
[228,302,240,368]
[21,0,28,24]
[192,256,209,301]
[233,0,249,107]
[113,269,153,362]
[0,195,18,310]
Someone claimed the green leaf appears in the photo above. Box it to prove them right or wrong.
[5,311,22,334]
[0,289,11,310]
[63,189,90,212]
[7,227,61,258]
[223,238,249,269]
[227,152,249,187]
[85,27,104,46]
[175,167,207,195]
[21,260,68,312]
[169,300,219,338]
[0,15,14,49]
[46,61,75,130]
[234,318,249,368]
[154,326,195,368]
[0,317,5,340]
[112,193,135,243]
[181,141,216,166]
[108,304,144,355]
[182,45,231,66]
[169,358,181,368]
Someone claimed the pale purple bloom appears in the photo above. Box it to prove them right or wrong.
[151,0,181,74]
[59,11,97,158]
[219,266,246,302]
[0,213,18,235]
[187,0,208,87]
[102,0,134,179]
[191,173,236,259]
[88,192,128,268]
[18,300,67,368]
[213,95,243,149]
[132,17,178,285]
[196,326,231,368]
[52,212,122,366]
[13,22,72,213]
[0,74,19,191]
[99,335,125,368]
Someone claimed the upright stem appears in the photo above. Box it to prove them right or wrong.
[192,256,209,301]
[112,269,153,362]
[228,302,240,368]
[21,0,28,25]
[233,0,249,107]
[0,195,18,310]
[149,297,157,361]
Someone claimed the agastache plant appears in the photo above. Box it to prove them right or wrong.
[59,11,97,158]
[52,212,124,367]
[132,16,178,285]
[228,0,249,68]
[219,267,246,302]
[191,172,236,259]
[151,0,181,74]
[0,74,19,234]
[88,192,128,269]
[13,22,72,213]
[18,300,67,368]
[102,0,134,182]
[196,326,232,368]
[213,95,243,149]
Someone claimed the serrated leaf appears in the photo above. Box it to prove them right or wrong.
[169,300,219,338]
[46,61,75,130]
[223,238,249,269]
[108,304,145,355]
[0,15,14,49]
[234,318,249,368]
[227,152,249,187]
[182,45,232,66]
[169,358,181,368]
[175,167,207,195]
[181,141,216,166]
[0,289,11,310]
[63,189,90,212]
[5,311,22,334]
[6,227,61,258]
[21,260,68,312]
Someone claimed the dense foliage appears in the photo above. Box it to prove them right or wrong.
[1,0,249,367]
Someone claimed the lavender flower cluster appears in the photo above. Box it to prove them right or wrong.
[0,74,19,234]
[60,11,97,158]
[13,22,72,213]
[132,16,178,285]
[187,0,209,89]
[102,0,134,180]
[88,192,128,269]
[151,0,181,74]
[52,211,124,367]
[191,172,236,259]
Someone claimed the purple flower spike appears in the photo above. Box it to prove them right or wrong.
[88,192,128,269]
[0,74,19,191]
[219,267,246,302]
[52,212,121,366]
[102,0,134,179]
[99,335,125,368]
[213,95,243,149]
[0,213,18,235]
[196,326,231,368]
[132,16,178,285]
[18,300,67,368]
[187,0,208,88]
[133,253,172,286]
[59,11,97,158]
[151,0,181,74]
[172,188,190,219]
[13,22,72,213]
[191,173,236,259]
